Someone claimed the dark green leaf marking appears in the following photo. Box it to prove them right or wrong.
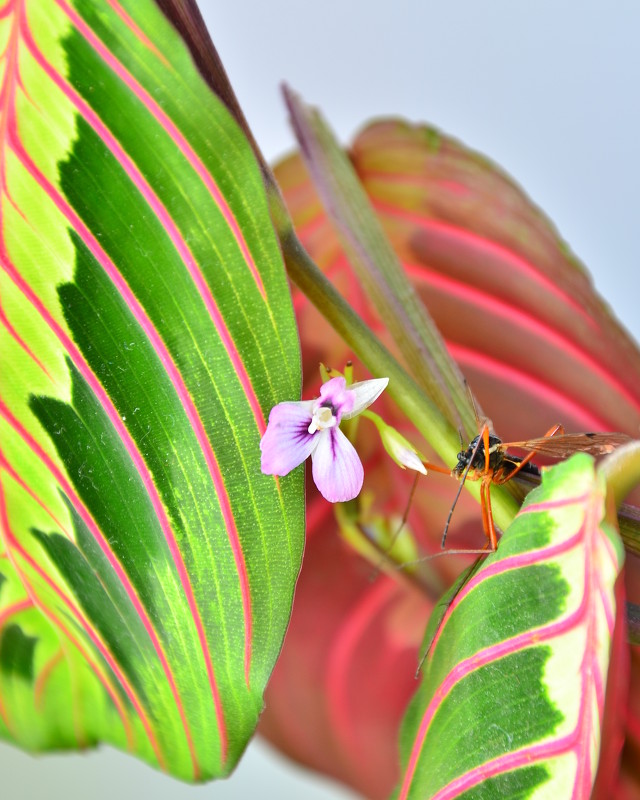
[0,625,38,682]
[456,765,551,800]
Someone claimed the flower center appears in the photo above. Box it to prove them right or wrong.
[308,403,338,435]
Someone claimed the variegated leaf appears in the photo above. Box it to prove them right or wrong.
[395,454,624,799]
[0,0,303,781]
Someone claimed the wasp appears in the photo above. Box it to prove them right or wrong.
[409,422,631,673]
[437,422,631,550]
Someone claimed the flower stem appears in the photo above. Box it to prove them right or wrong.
[271,189,521,531]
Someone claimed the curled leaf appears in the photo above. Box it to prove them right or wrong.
[262,120,640,797]
[395,455,624,799]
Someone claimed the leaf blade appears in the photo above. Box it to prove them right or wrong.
[395,455,624,799]
[0,0,303,779]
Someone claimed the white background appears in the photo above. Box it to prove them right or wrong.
[2,1,638,798]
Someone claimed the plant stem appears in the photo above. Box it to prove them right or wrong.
[271,189,521,532]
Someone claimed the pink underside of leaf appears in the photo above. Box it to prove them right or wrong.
[403,262,640,415]
[304,486,333,540]
[625,708,640,745]
[290,205,640,426]
[448,345,611,430]
[322,248,631,428]
[22,7,255,701]
[365,196,596,328]
[106,0,170,66]
[293,194,593,330]
[294,249,613,430]
[324,579,399,778]
[0,478,142,757]
[398,487,617,799]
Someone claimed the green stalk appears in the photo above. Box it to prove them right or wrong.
[271,189,520,531]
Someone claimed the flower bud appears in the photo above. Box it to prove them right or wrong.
[369,415,426,474]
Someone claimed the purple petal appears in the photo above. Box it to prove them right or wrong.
[317,376,355,419]
[311,427,364,502]
[342,377,389,419]
[260,401,317,476]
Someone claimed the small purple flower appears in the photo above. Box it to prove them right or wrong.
[260,376,389,502]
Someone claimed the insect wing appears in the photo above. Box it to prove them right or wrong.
[503,432,632,458]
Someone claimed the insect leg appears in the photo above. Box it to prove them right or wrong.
[481,422,492,474]
[494,424,565,484]
[441,430,486,548]
[481,475,498,550]
[415,553,487,675]
[421,461,452,476]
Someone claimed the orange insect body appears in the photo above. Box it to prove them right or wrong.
[412,419,630,672]
[439,422,631,550]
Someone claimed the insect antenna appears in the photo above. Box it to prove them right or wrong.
[414,553,486,677]
[390,470,421,547]
[368,470,421,581]
[441,432,485,548]
[466,381,478,419]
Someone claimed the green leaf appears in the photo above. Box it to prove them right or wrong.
[394,454,624,799]
[0,0,302,781]
[282,86,472,434]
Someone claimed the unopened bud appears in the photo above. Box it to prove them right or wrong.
[379,423,427,474]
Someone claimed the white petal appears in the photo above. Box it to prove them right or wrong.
[379,425,427,474]
[341,377,389,420]
[311,428,364,502]
[396,447,427,474]
[260,401,317,476]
